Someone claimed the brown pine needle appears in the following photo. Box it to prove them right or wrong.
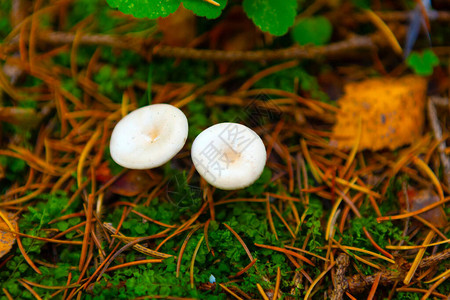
[18,279,43,300]
[131,209,177,228]
[333,177,381,198]
[155,226,192,251]
[283,245,328,261]
[204,219,213,255]
[214,198,266,206]
[176,224,203,278]
[2,288,14,300]
[48,212,85,224]
[190,236,204,288]
[103,222,172,258]
[404,230,435,285]
[421,276,449,300]
[364,9,402,55]
[377,196,450,222]
[342,117,361,176]
[80,242,121,290]
[173,202,208,235]
[386,238,450,250]
[229,259,258,278]
[0,226,83,245]
[61,273,73,300]
[19,278,80,290]
[256,283,270,300]
[425,268,450,284]
[332,240,381,269]
[412,156,445,201]
[105,259,164,273]
[271,204,296,239]
[239,60,298,91]
[76,127,101,187]
[254,243,314,266]
[326,179,355,240]
[341,246,393,265]
[301,139,323,183]
[0,210,42,275]
[411,214,447,240]
[79,195,94,271]
[265,193,301,203]
[266,196,278,240]
[52,221,87,239]
[367,272,382,300]
[219,284,244,300]
[273,267,281,300]
[304,261,336,300]
[95,236,168,283]
[223,223,254,261]
[207,187,215,221]
[16,229,42,275]
[363,227,394,260]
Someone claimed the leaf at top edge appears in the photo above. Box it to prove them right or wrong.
[243,0,297,36]
[182,0,227,19]
[106,0,181,19]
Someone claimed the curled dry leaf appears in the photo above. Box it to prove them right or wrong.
[331,75,427,151]
[398,188,447,228]
[95,163,154,197]
[110,170,153,197]
[157,6,197,47]
[0,210,18,259]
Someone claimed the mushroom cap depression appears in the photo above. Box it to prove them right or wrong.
[191,123,266,190]
[110,104,188,169]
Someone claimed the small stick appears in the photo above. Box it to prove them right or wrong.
[331,253,350,300]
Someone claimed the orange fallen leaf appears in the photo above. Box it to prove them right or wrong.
[0,210,18,259]
[331,75,427,151]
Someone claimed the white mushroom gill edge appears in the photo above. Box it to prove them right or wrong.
[191,122,266,190]
[110,104,188,169]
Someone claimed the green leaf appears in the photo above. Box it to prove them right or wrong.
[292,16,332,46]
[351,0,370,9]
[406,50,439,76]
[182,0,227,19]
[106,0,226,19]
[106,0,181,19]
[243,0,297,36]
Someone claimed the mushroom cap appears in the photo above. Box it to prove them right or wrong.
[191,122,266,190]
[110,104,188,169]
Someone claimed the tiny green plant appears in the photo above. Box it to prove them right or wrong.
[106,0,297,36]
[406,49,439,76]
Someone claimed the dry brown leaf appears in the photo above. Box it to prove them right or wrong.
[331,76,427,151]
[398,188,447,228]
[0,210,18,259]
[110,170,153,197]
[157,6,196,47]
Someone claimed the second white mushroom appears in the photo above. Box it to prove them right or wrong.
[191,122,266,190]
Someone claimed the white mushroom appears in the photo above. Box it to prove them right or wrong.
[191,122,266,190]
[110,104,188,169]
